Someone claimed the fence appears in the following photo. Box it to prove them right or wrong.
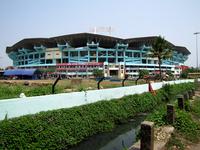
[0,79,194,120]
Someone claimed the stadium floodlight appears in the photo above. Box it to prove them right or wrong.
[194,32,200,68]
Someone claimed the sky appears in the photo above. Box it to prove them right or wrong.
[0,0,200,68]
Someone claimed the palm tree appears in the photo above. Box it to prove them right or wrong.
[148,36,173,81]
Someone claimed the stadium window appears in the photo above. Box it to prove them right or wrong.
[126,52,132,57]
[108,51,115,56]
[90,58,96,62]
[35,54,39,59]
[99,51,106,56]
[142,53,146,57]
[80,51,87,57]
[29,54,33,59]
[98,58,106,62]
[40,59,45,64]
[118,51,123,56]
[63,52,68,56]
[118,58,124,62]
[46,59,53,64]
[40,53,45,58]
[134,52,140,58]
[142,59,146,64]
[71,51,78,57]
[90,51,96,56]
[108,58,115,63]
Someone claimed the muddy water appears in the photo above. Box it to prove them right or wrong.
[70,114,146,150]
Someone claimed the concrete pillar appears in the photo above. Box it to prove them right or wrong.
[141,121,154,150]
[188,90,193,99]
[167,104,175,124]
[177,95,184,110]
[192,88,195,96]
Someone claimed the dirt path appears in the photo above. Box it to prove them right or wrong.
[186,142,200,150]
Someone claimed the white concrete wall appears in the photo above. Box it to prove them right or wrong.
[0,79,194,120]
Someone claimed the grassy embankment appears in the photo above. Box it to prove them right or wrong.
[0,82,195,149]
[147,86,200,150]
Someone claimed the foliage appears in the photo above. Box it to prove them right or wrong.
[166,134,185,150]
[147,108,200,142]
[92,69,104,78]
[166,70,174,81]
[135,69,149,84]
[190,99,200,118]
[138,70,149,78]
[180,71,188,78]
[0,83,195,149]
[148,36,173,80]
[180,67,200,78]
[175,110,200,142]
[0,83,63,100]
[147,86,200,143]
[146,105,167,127]
[38,68,56,73]
[162,84,174,102]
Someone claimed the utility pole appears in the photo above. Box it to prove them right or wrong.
[194,32,200,68]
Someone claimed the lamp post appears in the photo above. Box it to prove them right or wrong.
[194,32,200,68]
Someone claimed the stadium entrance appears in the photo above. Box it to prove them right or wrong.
[109,70,118,77]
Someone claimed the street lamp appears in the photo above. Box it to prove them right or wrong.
[194,32,200,68]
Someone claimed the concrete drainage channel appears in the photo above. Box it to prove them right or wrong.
[70,114,147,150]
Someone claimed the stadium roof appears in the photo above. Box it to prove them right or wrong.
[6,33,190,55]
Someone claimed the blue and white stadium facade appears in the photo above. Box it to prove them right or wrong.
[6,33,190,78]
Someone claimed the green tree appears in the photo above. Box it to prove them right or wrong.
[135,69,149,85]
[92,69,104,78]
[148,36,173,81]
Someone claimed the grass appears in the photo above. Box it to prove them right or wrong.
[166,134,185,150]
[147,95,200,149]
[0,79,145,100]
[191,99,200,118]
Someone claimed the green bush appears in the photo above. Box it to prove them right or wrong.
[0,82,195,149]
[175,110,200,142]
[146,105,167,127]
[191,99,200,118]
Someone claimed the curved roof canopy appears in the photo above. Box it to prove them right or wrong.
[6,33,191,55]
[4,69,39,76]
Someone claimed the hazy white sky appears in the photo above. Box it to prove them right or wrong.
[0,0,199,68]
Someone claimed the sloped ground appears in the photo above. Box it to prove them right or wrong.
[166,84,200,150]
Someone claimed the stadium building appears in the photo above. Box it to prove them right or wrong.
[6,33,190,79]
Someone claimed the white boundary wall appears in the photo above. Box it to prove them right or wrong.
[0,79,194,120]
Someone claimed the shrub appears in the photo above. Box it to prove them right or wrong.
[0,82,195,149]
[191,99,200,118]
[175,110,200,142]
